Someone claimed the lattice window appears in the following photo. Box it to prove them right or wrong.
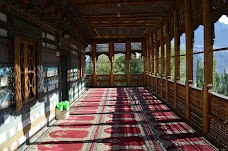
[15,38,36,110]
[114,43,126,52]
[178,8,185,27]
[169,17,174,39]
[0,11,7,37]
[157,29,160,41]
[131,42,142,50]
[96,43,109,52]
[191,0,203,22]
[163,25,166,38]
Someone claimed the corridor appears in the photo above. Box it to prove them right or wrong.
[25,87,217,151]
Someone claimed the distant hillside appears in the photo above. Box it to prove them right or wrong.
[181,22,228,83]
[201,22,228,73]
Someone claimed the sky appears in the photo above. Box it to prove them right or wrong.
[218,15,228,24]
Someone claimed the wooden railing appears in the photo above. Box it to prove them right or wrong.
[97,75,110,87]
[114,74,127,86]
[147,78,227,148]
[176,82,186,116]
[189,86,203,129]
[208,92,228,147]
[85,73,143,87]
[85,74,93,87]
[130,74,144,86]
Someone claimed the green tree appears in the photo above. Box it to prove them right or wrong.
[196,58,204,88]
[218,69,228,96]
[180,55,186,83]
[213,59,221,93]
[170,48,175,80]
[96,54,111,74]
[130,57,144,74]
[113,54,127,74]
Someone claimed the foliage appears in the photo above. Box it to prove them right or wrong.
[196,58,204,88]
[130,58,144,74]
[195,57,228,96]
[113,54,127,74]
[96,54,111,74]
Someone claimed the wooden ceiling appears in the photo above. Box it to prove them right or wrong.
[70,0,178,39]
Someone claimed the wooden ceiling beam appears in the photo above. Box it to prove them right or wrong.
[85,20,159,23]
[89,24,155,28]
[83,17,161,21]
[70,0,176,6]
[82,13,165,18]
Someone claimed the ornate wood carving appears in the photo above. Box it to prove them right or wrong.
[14,38,36,111]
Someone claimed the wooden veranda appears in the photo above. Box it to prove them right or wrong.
[0,0,227,150]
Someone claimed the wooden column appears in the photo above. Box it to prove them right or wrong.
[165,19,171,102]
[81,53,85,79]
[110,42,114,87]
[126,41,131,86]
[160,24,165,97]
[143,40,147,86]
[147,34,151,87]
[174,10,180,109]
[154,31,159,94]
[203,0,213,133]
[92,42,97,87]
[151,34,155,91]
[185,0,193,119]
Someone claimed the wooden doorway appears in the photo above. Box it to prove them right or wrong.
[60,55,68,101]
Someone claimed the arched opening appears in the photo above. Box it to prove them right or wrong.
[170,38,175,80]
[180,33,186,84]
[213,15,228,97]
[193,25,204,88]
[96,54,111,75]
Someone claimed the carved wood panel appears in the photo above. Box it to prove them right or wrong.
[15,38,36,111]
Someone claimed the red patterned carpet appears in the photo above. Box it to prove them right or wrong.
[26,87,217,151]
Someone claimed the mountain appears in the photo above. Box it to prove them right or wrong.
[179,21,228,83]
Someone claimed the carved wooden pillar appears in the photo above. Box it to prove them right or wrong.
[203,0,213,133]
[160,24,165,97]
[165,19,171,102]
[92,42,97,87]
[154,31,159,94]
[174,10,180,109]
[110,41,114,87]
[126,41,131,86]
[185,0,193,119]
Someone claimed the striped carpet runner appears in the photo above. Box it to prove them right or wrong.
[26,87,217,151]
